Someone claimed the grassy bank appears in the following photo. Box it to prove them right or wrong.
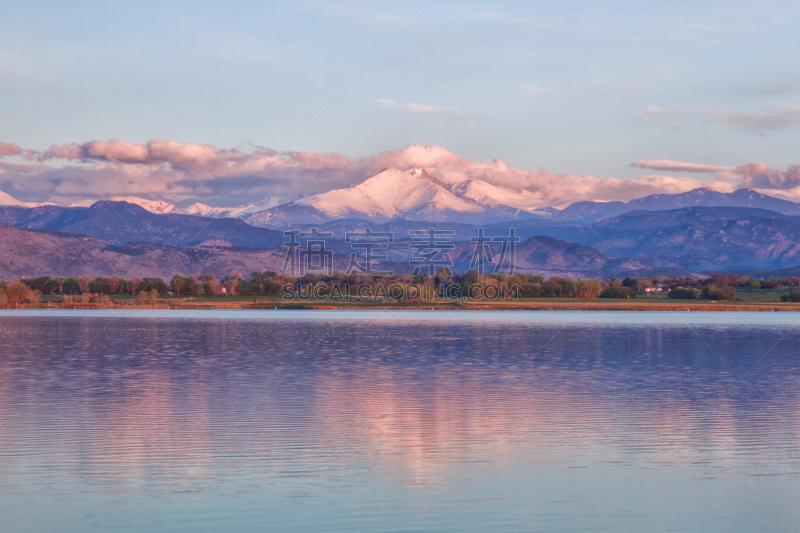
[4,294,800,311]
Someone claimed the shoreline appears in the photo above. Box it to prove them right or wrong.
[3,298,800,312]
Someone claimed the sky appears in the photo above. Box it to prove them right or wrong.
[1,0,799,207]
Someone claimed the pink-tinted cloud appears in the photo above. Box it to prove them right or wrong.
[631,160,733,173]
[735,162,800,190]
[41,139,249,172]
[0,143,24,157]
[0,138,782,207]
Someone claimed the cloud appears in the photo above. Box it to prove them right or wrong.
[40,139,249,172]
[641,104,800,134]
[2,138,791,208]
[0,143,23,157]
[373,99,472,118]
[631,160,733,173]
[734,162,800,190]
[373,98,396,109]
[522,86,549,99]
[700,109,798,134]
[640,106,682,126]
[729,77,800,96]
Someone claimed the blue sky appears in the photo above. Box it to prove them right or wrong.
[1,1,799,205]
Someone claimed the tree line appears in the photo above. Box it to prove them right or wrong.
[3,270,798,307]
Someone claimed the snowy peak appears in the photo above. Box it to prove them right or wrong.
[294,167,481,220]
[450,179,544,212]
[409,166,450,189]
[180,196,291,218]
[69,196,176,214]
[0,190,56,208]
[244,166,552,227]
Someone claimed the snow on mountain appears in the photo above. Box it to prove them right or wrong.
[181,196,291,218]
[0,190,56,208]
[69,196,176,214]
[245,167,547,227]
[294,167,481,219]
[450,179,551,213]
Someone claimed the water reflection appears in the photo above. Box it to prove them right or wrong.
[1,312,799,532]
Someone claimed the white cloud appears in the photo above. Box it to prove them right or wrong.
[522,86,549,99]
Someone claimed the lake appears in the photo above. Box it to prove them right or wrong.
[1,310,799,532]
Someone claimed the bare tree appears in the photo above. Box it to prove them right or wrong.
[200,273,221,295]
[6,281,38,306]
[129,277,141,295]
[78,276,91,294]
[225,272,241,296]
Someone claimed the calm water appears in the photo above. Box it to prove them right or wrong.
[1,311,799,532]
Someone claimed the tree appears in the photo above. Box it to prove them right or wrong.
[701,284,736,301]
[668,288,698,299]
[78,276,91,294]
[128,277,141,295]
[170,275,188,295]
[574,279,603,300]
[601,286,635,299]
[109,277,121,295]
[746,279,761,292]
[90,277,112,294]
[224,272,241,296]
[5,281,39,306]
[142,278,168,295]
[780,290,800,302]
[200,273,221,295]
[634,278,652,293]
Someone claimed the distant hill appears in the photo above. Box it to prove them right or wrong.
[502,206,800,271]
[0,219,663,279]
[0,201,284,248]
[0,221,339,279]
[553,187,800,222]
[448,235,655,278]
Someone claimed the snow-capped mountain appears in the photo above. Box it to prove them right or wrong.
[69,196,176,214]
[181,196,291,219]
[0,190,56,208]
[244,167,546,228]
[450,180,558,216]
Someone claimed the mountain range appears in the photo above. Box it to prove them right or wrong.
[4,165,800,278]
[7,166,800,226]
[0,202,283,248]
[552,187,800,222]
[0,221,653,280]
[244,167,550,227]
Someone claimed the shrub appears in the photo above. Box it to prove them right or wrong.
[746,279,761,292]
[5,280,39,305]
[573,279,603,300]
[780,290,800,302]
[600,286,635,299]
[701,284,736,301]
[668,288,698,299]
